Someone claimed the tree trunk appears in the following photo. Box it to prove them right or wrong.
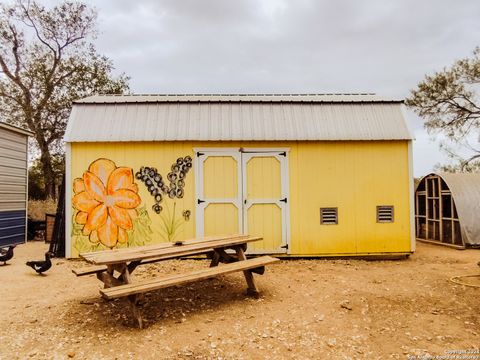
[39,144,56,200]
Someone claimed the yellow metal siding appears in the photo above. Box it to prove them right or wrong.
[69,140,411,257]
[290,141,411,255]
[70,142,197,257]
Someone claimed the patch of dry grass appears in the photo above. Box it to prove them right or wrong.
[28,198,57,220]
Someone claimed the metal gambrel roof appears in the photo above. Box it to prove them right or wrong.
[64,94,413,142]
[436,172,480,246]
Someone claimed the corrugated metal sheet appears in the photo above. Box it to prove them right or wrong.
[437,173,480,246]
[0,210,27,246]
[0,125,28,246]
[75,93,402,104]
[65,95,412,142]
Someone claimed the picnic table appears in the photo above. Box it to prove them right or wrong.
[74,234,279,328]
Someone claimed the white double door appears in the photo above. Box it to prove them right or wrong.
[195,149,289,254]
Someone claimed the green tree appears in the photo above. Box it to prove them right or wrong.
[0,1,129,198]
[406,47,480,172]
[28,153,64,200]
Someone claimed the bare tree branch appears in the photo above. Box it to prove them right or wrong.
[406,47,480,173]
[0,0,129,198]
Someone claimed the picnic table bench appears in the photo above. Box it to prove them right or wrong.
[74,234,279,328]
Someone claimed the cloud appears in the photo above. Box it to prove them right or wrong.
[43,0,480,174]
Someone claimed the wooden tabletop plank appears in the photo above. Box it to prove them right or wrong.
[80,234,247,261]
[81,235,262,265]
[85,236,260,265]
[80,234,248,260]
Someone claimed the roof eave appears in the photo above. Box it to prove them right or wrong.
[0,122,34,136]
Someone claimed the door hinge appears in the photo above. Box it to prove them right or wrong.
[280,244,288,249]
[279,151,286,157]
[280,198,287,203]
[197,199,205,204]
[197,152,204,157]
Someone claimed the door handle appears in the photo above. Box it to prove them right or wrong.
[280,198,287,203]
[197,199,205,204]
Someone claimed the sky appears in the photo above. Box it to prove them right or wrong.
[48,0,480,176]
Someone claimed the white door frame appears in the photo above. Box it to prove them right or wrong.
[194,149,243,238]
[194,147,290,254]
[242,151,290,254]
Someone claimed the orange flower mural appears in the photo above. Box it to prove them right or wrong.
[72,159,141,248]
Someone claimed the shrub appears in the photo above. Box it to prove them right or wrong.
[28,198,57,221]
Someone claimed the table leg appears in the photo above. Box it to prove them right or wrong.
[128,294,143,329]
[209,251,221,267]
[233,245,259,298]
[97,264,126,288]
[121,264,144,329]
[96,263,144,328]
[127,260,142,274]
[214,248,238,264]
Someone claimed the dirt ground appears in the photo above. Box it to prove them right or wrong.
[0,242,479,360]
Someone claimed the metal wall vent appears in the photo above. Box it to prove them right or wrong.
[377,206,394,223]
[320,207,338,225]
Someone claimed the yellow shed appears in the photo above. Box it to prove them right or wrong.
[64,94,415,258]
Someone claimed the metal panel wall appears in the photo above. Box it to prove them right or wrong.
[0,125,28,247]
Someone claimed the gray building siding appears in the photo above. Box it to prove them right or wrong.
[0,123,30,247]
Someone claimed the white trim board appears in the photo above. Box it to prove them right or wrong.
[241,151,290,254]
[194,149,243,239]
[65,142,72,258]
[408,140,415,252]
[241,147,290,153]
[193,147,291,153]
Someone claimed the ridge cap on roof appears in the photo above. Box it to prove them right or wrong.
[74,93,404,104]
